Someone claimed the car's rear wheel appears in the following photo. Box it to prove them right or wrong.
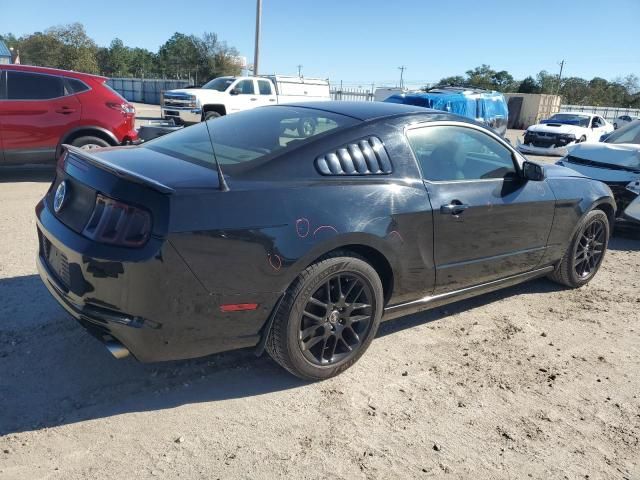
[548,209,609,288]
[266,253,383,380]
[72,136,111,150]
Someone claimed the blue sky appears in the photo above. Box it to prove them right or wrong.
[2,0,639,86]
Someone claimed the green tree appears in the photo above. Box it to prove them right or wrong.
[517,76,541,93]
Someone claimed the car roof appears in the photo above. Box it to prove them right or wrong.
[0,64,107,81]
[280,100,444,121]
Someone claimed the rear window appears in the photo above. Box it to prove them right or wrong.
[65,78,90,94]
[6,71,64,100]
[143,106,359,171]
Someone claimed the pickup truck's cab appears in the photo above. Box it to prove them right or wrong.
[161,75,330,124]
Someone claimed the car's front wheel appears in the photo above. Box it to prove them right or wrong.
[548,209,610,288]
[266,253,383,380]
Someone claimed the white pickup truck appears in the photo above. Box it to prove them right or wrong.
[161,75,331,124]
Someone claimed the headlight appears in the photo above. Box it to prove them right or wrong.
[559,134,576,140]
[188,95,197,108]
[627,180,640,196]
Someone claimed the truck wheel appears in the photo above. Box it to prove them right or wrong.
[297,117,317,137]
[203,111,221,121]
[72,136,111,151]
[578,135,587,143]
[266,253,383,380]
[548,209,609,288]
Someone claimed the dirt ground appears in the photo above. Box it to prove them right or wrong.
[1,127,639,479]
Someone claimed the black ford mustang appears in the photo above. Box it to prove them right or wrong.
[36,102,615,380]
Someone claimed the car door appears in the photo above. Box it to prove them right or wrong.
[256,79,277,107]
[589,116,608,141]
[227,79,259,113]
[0,70,81,164]
[406,122,555,294]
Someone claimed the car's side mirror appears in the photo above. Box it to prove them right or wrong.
[522,161,545,181]
[230,89,240,96]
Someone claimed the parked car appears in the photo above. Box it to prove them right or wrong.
[0,65,138,165]
[161,75,331,125]
[517,112,614,156]
[613,114,639,129]
[383,87,509,137]
[36,102,615,380]
[556,119,640,224]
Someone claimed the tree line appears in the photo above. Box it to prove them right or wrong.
[437,64,640,108]
[0,23,242,83]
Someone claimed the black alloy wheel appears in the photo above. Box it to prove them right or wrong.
[548,209,610,288]
[298,273,374,366]
[266,254,383,380]
[573,217,606,280]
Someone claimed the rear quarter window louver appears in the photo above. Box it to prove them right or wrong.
[315,136,392,176]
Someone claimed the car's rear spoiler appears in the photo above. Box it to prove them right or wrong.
[62,144,175,195]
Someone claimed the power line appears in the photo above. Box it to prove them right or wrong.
[556,59,565,96]
[253,0,262,76]
[398,66,407,89]
[297,64,303,77]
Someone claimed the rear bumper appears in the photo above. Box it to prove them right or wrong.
[35,199,275,362]
[161,106,202,124]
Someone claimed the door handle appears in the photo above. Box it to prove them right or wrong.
[55,107,76,114]
[269,98,276,102]
[440,202,469,215]
[250,98,258,101]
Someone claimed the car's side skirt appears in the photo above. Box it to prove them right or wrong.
[382,265,555,321]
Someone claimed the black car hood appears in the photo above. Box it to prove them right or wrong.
[88,145,220,190]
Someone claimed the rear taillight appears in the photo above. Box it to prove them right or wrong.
[83,194,152,247]
[106,102,135,115]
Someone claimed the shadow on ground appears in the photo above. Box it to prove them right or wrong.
[0,166,55,184]
[0,266,573,436]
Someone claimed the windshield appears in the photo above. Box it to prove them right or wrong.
[201,77,235,92]
[604,120,640,145]
[143,106,359,174]
[542,114,591,127]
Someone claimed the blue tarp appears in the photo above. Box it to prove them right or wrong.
[384,90,508,135]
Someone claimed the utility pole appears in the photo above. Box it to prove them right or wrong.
[398,66,406,89]
[297,64,303,77]
[556,59,565,96]
[253,0,262,76]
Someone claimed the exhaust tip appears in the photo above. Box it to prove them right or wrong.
[105,340,130,359]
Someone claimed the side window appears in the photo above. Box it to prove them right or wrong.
[258,80,273,95]
[234,79,255,95]
[592,116,604,128]
[65,78,90,95]
[7,71,64,100]
[407,125,516,181]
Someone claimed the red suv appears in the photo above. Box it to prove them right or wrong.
[0,65,138,165]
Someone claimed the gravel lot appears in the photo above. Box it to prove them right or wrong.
[0,109,639,479]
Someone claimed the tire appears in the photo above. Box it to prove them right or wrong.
[548,209,609,288]
[297,117,317,137]
[578,135,587,143]
[613,123,618,130]
[203,111,221,121]
[71,136,111,150]
[266,253,384,380]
